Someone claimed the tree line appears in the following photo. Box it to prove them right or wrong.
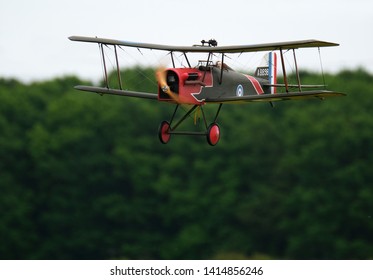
[0,68,372,259]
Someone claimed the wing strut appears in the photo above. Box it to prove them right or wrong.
[279,48,289,93]
[114,45,123,90]
[183,52,191,68]
[219,53,225,85]
[293,49,302,92]
[170,51,175,68]
[100,43,109,88]
[318,47,327,88]
[100,43,124,89]
[202,52,212,83]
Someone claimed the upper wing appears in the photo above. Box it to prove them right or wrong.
[69,36,338,53]
[74,85,158,100]
[204,90,345,103]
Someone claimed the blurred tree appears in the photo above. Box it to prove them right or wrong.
[0,68,372,260]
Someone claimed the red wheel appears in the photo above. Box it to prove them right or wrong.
[207,123,220,146]
[158,121,171,144]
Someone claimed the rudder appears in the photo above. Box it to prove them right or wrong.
[254,52,277,94]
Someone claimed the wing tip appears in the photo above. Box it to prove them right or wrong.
[68,35,79,41]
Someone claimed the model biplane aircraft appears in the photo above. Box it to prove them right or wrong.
[69,36,345,146]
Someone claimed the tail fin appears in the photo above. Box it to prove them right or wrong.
[254,52,277,94]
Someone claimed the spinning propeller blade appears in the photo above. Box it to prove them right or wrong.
[156,67,180,103]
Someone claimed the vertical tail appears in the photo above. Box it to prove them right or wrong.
[255,52,277,94]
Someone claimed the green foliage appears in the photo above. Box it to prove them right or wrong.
[0,68,372,259]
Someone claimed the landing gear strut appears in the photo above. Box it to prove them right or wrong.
[158,104,222,146]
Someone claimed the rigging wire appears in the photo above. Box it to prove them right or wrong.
[116,45,159,89]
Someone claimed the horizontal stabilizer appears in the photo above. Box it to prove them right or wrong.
[74,85,158,100]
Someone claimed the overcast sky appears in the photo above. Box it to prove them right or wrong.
[1,0,372,82]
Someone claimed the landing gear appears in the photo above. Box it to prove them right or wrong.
[207,123,220,146]
[158,104,223,145]
[158,121,171,144]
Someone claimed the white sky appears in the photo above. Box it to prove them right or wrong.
[1,0,372,82]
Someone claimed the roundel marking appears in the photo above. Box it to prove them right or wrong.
[236,84,244,97]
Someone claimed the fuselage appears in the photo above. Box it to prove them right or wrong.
[158,63,270,104]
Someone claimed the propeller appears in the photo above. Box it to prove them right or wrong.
[155,67,203,127]
[156,67,180,103]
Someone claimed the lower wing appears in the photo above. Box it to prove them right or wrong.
[74,85,158,100]
[205,90,345,103]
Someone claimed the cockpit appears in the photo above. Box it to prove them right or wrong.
[196,60,233,71]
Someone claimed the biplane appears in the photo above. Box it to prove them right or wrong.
[69,36,345,146]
